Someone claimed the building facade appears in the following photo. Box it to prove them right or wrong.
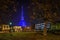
[13,26,22,32]
[0,24,10,32]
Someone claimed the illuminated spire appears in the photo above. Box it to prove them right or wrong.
[19,6,26,27]
[21,6,24,20]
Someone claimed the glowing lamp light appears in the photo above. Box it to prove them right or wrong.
[9,22,12,25]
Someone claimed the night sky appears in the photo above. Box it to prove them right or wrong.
[0,0,60,26]
[0,0,31,26]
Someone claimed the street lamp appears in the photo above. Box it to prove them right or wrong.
[9,22,13,32]
[9,22,12,25]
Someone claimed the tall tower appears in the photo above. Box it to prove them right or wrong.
[19,6,26,27]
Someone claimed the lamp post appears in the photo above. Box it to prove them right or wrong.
[9,22,13,32]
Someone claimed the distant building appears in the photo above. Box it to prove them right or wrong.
[13,26,22,32]
[0,25,23,32]
[35,22,50,31]
[50,23,60,30]
[0,24,10,32]
[24,26,31,32]
[0,24,32,33]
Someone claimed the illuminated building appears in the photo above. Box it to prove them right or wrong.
[13,26,22,32]
[0,24,10,32]
[35,22,50,31]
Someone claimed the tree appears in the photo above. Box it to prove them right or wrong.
[30,0,60,40]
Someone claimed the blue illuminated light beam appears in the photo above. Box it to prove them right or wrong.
[19,6,26,27]
[21,6,24,20]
